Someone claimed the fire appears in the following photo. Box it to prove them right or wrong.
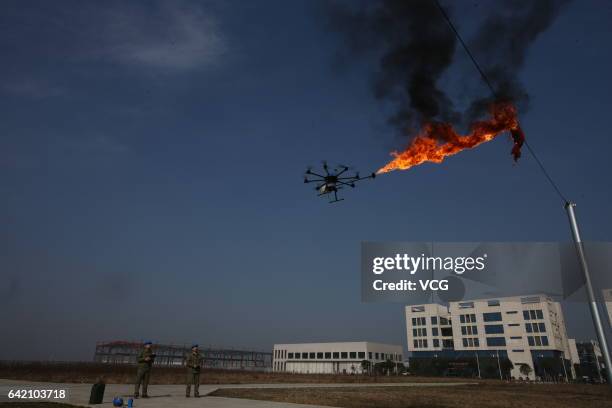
[377,102,525,174]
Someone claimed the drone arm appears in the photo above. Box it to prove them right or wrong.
[357,172,376,181]
[336,166,349,176]
[336,180,355,188]
[306,171,326,178]
[304,177,325,183]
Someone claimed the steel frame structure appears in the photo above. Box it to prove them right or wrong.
[93,341,271,370]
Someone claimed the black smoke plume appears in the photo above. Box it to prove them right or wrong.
[327,0,571,136]
[466,0,572,122]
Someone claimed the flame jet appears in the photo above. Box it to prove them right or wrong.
[377,102,524,174]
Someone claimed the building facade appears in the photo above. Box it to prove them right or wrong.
[272,342,403,374]
[576,340,605,382]
[406,295,575,380]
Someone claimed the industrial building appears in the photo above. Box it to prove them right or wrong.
[272,342,403,374]
[576,340,606,382]
[94,341,272,370]
[405,294,576,380]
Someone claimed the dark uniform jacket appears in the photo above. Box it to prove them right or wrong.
[186,352,202,372]
[137,348,154,370]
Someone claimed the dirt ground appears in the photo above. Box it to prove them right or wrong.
[0,404,83,408]
[211,383,612,408]
[0,362,465,385]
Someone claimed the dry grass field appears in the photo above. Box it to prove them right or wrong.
[0,404,84,408]
[212,383,612,408]
[0,361,464,385]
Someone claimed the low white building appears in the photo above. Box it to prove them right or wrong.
[272,342,403,374]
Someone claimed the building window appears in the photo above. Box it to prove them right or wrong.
[309,353,315,359]
[412,305,425,312]
[523,311,530,320]
[459,302,474,309]
[433,339,440,348]
[431,316,438,325]
[460,314,476,324]
[317,352,323,359]
[506,311,518,314]
[512,349,525,352]
[483,312,502,322]
[358,352,365,359]
[413,328,418,337]
[486,337,506,347]
[349,352,357,359]
[288,353,294,359]
[341,352,348,359]
[375,352,379,359]
[462,338,479,347]
[420,317,426,325]
[368,352,372,359]
[413,340,419,348]
[432,327,439,336]
[333,352,339,359]
[528,335,548,347]
[441,327,453,337]
[302,353,308,359]
[412,318,417,326]
[536,310,543,319]
[484,324,504,334]
[510,336,521,340]
[538,323,546,332]
[440,317,449,325]
[423,339,428,348]
[508,323,520,327]
[295,353,300,359]
[325,352,331,359]
[487,299,500,306]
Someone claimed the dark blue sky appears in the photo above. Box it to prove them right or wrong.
[1,0,611,360]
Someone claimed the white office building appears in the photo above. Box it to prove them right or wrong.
[406,294,575,380]
[272,342,403,374]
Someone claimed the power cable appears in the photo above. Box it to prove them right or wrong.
[434,0,568,204]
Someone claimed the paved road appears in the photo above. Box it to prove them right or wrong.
[0,379,476,407]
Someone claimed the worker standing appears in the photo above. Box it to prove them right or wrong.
[185,344,202,398]
[134,341,155,398]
